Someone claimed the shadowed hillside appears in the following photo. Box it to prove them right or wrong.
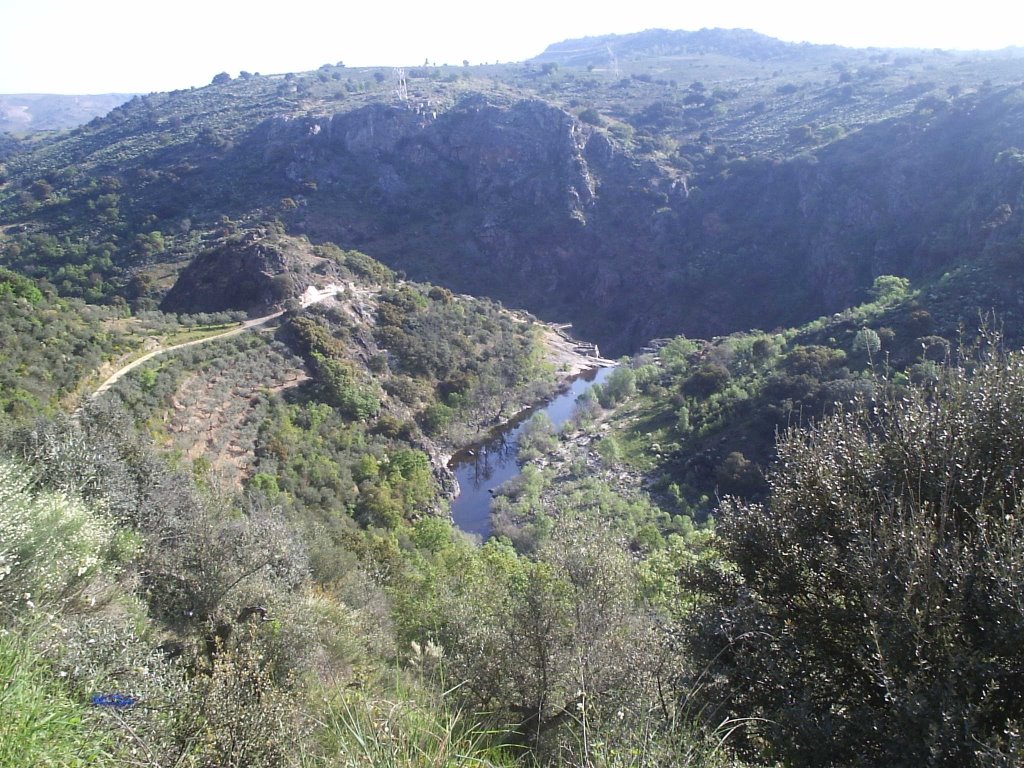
[2,31,1024,353]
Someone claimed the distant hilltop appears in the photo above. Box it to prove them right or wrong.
[531,28,833,67]
[531,27,1024,67]
[0,93,135,133]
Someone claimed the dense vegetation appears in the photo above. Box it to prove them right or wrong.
[4,30,1024,353]
[8,330,1024,765]
[4,25,1024,767]
[0,265,133,414]
[690,344,1024,766]
[0,399,723,766]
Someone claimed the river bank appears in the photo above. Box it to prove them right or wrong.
[435,320,613,470]
[448,365,615,538]
[540,324,616,378]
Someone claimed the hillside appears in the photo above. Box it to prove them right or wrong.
[0,92,134,133]
[2,30,1024,354]
[532,26,837,65]
[4,27,1024,768]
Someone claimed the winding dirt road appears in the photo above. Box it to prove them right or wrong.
[88,311,286,399]
[88,283,349,400]
[86,282,608,404]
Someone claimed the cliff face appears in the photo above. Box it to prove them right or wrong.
[249,91,1024,353]
[261,98,596,221]
[250,98,666,349]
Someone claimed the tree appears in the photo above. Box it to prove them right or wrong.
[433,518,661,762]
[852,327,882,356]
[870,274,910,303]
[714,451,763,497]
[29,179,54,202]
[595,365,637,408]
[681,362,730,398]
[691,349,1024,766]
[311,353,379,420]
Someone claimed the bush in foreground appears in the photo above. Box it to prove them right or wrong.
[693,348,1024,765]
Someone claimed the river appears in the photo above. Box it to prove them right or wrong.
[449,365,615,538]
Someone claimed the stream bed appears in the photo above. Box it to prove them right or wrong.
[449,366,614,538]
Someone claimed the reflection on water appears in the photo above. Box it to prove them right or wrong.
[449,366,614,538]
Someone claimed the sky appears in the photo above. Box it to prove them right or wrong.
[1,0,1023,94]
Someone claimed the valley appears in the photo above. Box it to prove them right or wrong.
[3,27,1024,768]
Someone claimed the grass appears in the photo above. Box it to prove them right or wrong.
[0,631,114,767]
[308,685,518,768]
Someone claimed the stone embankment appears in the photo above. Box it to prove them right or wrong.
[542,323,616,378]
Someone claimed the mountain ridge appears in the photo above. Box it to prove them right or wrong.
[0,92,135,133]
[532,27,840,66]
[3,30,1024,356]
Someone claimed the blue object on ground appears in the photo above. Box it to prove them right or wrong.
[89,693,137,709]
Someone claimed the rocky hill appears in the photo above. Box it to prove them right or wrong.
[2,30,1024,355]
[159,226,344,315]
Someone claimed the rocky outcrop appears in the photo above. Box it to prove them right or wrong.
[261,97,597,222]
[160,230,342,316]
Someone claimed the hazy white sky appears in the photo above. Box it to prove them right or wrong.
[2,0,1022,94]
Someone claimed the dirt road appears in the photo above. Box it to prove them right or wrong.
[89,311,286,399]
[88,283,351,400]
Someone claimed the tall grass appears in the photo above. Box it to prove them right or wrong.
[308,686,518,768]
[0,631,113,767]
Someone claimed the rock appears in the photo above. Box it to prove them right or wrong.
[160,228,342,316]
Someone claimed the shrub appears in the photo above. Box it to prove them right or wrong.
[692,349,1024,765]
[517,412,557,462]
[0,459,114,619]
[179,630,303,768]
